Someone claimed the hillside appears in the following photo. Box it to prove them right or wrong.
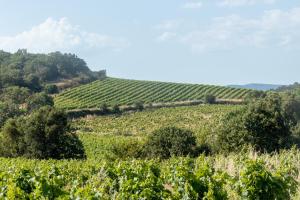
[0,50,106,91]
[54,77,251,109]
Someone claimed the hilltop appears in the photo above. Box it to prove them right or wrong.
[0,50,106,91]
[54,77,251,109]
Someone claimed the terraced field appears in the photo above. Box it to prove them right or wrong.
[55,77,251,109]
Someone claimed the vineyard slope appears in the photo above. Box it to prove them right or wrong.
[54,77,251,109]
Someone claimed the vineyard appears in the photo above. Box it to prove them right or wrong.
[54,77,251,109]
[0,104,299,199]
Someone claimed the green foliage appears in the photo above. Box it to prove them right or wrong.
[237,160,298,200]
[0,102,23,128]
[110,139,145,159]
[145,127,197,159]
[204,94,216,104]
[133,101,144,111]
[0,50,104,91]
[0,86,31,104]
[0,106,85,159]
[112,104,121,114]
[26,92,54,112]
[43,84,59,94]
[0,156,296,199]
[54,77,250,109]
[99,103,109,114]
[162,158,229,200]
[215,94,293,153]
[245,90,266,102]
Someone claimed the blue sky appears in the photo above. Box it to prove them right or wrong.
[0,0,299,85]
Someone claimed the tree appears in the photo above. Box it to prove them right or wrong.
[26,92,54,112]
[44,84,59,94]
[0,106,86,159]
[204,94,216,104]
[214,93,292,153]
[144,127,197,159]
[133,101,144,111]
[112,104,121,114]
[0,102,23,128]
[0,86,31,104]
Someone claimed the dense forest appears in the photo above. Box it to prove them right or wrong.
[0,50,106,127]
[0,49,106,91]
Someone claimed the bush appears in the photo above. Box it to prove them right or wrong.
[238,160,298,200]
[26,92,54,112]
[111,139,145,159]
[0,106,86,159]
[214,94,292,153]
[133,101,144,111]
[204,94,216,104]
[99,103,109,114]
[44,84,59,94]
[112,104,121,114]
[0,102,23,128]
[144,127,197,159]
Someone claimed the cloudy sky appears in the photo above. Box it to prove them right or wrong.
[0,0,299,85]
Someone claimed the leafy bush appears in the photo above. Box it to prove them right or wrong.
[43,84,59,94]
[99,103,109,114]
[237,160,298,200]
[144,127,197,159]
[133,101,144,111]
[112,104,121,114]
[214,94,292,153]
[110,139,145,159]
[0,102,24,128]
[204,94,216,104]
[163,158,229,199]
[26,92,54,112]
[0,106,85,159]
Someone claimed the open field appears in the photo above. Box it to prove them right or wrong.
[54,77,251,109]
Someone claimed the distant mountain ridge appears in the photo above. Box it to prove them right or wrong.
[228,83,283,91]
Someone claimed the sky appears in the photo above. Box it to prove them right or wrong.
[0,0,299,85]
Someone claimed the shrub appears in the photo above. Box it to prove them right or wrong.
[237,160,298,200]
[111,139,145,159]
[99,103,109,114]
[163,158,229,199]
[0,106,86,159]
[112,104,121,114]
[0,102,23,128]
[26,92,54,112]
[133,101,144,111]
[204,94,216,104]
[44,84,59,94]
[214,94,292,153]
[144,127,197,159]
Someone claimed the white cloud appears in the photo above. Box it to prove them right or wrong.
[217,0,276,7]
[183,1,203,9]
[169,7,300,52]
[0,18,130,53]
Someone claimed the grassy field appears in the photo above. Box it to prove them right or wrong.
[54,77,251,109]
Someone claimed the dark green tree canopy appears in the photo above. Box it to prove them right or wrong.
[0,49,105,91]
[0,106,86,159]
[145,126,197,159]
[214,93,299,153]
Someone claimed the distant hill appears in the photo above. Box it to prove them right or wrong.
[55,77,251,110]
[228,83,283,91]
[0,49,106,91]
